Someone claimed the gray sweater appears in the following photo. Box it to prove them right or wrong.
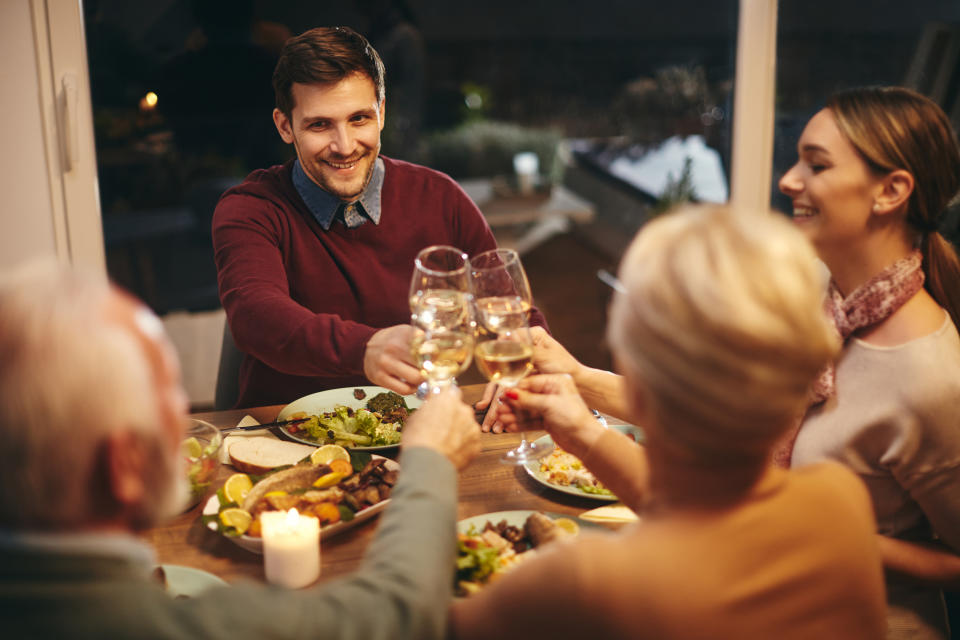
[0,446,456,640]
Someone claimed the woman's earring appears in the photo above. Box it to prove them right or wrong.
[872,203,880,213]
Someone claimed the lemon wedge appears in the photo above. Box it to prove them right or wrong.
[219,508,252,535]
[312,471,347,489]
[553,517,580,537]
[223,473,252,505]
[310,444,350,466]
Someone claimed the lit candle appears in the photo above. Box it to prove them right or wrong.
[260,508,320,588]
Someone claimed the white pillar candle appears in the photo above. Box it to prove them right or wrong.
[261,508,321,588]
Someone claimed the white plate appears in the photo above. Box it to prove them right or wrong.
[160,564,227,597]
[458,509,595,534]
[277,386,421,451]
[522,424,644,502]
[455,510,598,597]
[203,456,400,554]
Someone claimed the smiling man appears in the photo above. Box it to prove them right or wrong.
[212,27,518,408]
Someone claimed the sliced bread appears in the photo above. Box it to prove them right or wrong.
[228,437,317,474]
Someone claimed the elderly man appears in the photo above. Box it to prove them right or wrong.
[0,260,480,639]
[213,26,546,408]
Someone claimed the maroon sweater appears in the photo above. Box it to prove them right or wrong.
[213,156,534,408]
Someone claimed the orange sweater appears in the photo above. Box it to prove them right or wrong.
[450,463,886,640]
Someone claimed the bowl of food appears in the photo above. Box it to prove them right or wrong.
[181,419,222,510]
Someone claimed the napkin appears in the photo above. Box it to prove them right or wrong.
[578,503,639,524]
[218,415,278,464]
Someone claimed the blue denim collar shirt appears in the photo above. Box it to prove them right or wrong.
[292,157,384,230]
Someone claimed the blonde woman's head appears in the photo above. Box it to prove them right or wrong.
[607,204,838,464]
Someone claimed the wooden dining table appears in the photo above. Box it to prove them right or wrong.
[142,384,622,585]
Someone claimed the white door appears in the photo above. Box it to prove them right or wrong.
[0,0,104,271]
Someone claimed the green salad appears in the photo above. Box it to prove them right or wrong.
[302,406,401,446]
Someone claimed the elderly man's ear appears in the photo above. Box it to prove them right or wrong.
[106,430,150,508]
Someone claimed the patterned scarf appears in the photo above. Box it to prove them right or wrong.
[771,250,925,467]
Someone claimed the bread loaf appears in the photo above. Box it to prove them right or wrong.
[228,437,316,474]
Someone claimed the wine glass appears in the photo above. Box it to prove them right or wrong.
[469,249,533,329]
[408,246,472,397]
[470,262,548,464]
[410,325,475,395]
[408,245,470,332]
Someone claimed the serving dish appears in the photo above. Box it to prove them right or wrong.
[203,455,400,554]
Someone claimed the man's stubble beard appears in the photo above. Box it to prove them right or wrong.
[296,137,380,202]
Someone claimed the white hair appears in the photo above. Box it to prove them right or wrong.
[607,204,839,463]
[0,259,162,529]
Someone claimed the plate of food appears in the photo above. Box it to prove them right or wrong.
[276,386,420,451]
[203,445,399,554]
[455,510,593,596]
[522,424,644,501]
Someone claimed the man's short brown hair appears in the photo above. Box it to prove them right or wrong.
[272,26,386,117]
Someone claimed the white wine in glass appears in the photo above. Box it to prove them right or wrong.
[475,295,532,334]
[410,288,470,332]
[474,338,534,385]
[411,329,474,394]
[470,282,552,464]
[408,245,471,398]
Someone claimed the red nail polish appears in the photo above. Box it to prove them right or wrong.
[504,390,519,400]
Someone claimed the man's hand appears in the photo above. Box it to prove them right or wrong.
[473,382,506,433]
[363,325,424,395]
[402,386,481,471]
[497,374,603,456]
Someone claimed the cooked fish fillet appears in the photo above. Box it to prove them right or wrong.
[242,464,326,511]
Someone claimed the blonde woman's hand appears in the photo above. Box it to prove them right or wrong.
[529,327,584,378]
[476,330,586,433]
[497,374,604,455]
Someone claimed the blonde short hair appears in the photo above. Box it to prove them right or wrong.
[607,204,838,463]
[0,260,160,529]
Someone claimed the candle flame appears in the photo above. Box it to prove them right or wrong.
[286,508,300,526]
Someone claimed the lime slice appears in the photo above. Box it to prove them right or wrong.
[181,437,202,459]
